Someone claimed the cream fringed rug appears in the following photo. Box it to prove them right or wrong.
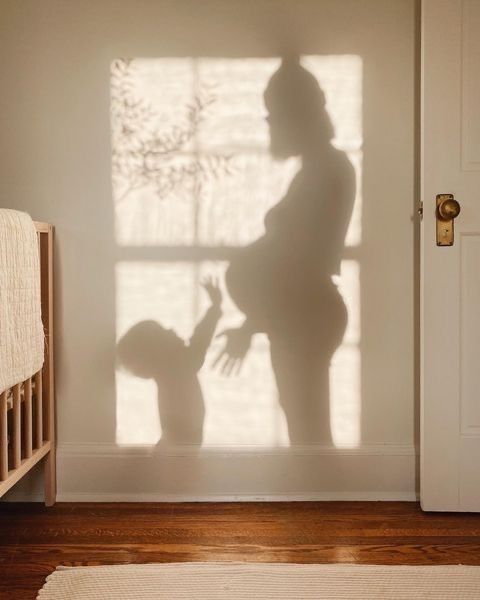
[37,562,480,600]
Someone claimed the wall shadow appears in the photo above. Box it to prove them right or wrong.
[116,57,355,447]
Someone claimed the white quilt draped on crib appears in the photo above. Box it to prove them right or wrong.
[0,209,44,394]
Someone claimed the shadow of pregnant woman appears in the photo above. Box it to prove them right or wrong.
[215,56,356,445]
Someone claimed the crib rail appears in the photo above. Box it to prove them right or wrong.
[0,221,55,505]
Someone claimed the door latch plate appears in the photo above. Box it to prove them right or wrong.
[436,193,460,246]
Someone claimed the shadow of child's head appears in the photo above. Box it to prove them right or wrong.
[117,320,184,379]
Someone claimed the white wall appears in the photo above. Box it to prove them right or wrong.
[0,0,417,501]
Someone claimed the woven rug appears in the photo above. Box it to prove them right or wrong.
[37,562,480,599]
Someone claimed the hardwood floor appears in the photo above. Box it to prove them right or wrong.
[1,501,480,599]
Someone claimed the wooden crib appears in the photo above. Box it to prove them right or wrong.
[0,221,55,505]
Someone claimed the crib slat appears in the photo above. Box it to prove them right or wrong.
[12,384,21,469]
[34,371,43,448]
[24,378,33,458]
[0,392,7,480]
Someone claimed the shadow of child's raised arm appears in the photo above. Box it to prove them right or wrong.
[188,277,223,371]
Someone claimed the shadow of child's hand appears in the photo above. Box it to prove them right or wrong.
[201,276,222,309]
[212,326,252,376]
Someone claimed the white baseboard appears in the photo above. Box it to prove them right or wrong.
[4,492,419,502]
[56,491,418,502]
[3,442,418,502]
[58,442,416,457]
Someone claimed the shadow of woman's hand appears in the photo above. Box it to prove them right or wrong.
[212,326,253,376]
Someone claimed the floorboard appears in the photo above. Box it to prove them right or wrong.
[1,501,479,599]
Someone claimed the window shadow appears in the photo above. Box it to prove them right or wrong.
[114,56,358,448]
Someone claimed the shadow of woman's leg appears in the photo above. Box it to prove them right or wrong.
[270,335,332,444]
[269,285,347,446]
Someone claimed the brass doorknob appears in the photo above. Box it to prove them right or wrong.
[438,198,461,221]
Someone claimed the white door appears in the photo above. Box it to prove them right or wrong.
[421,0,480,511]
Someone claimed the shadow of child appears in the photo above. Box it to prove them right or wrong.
[116,278,222,446]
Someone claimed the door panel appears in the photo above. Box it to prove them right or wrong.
[462,0,480,171]
[461,235,480,434]
[421,0,480,511]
